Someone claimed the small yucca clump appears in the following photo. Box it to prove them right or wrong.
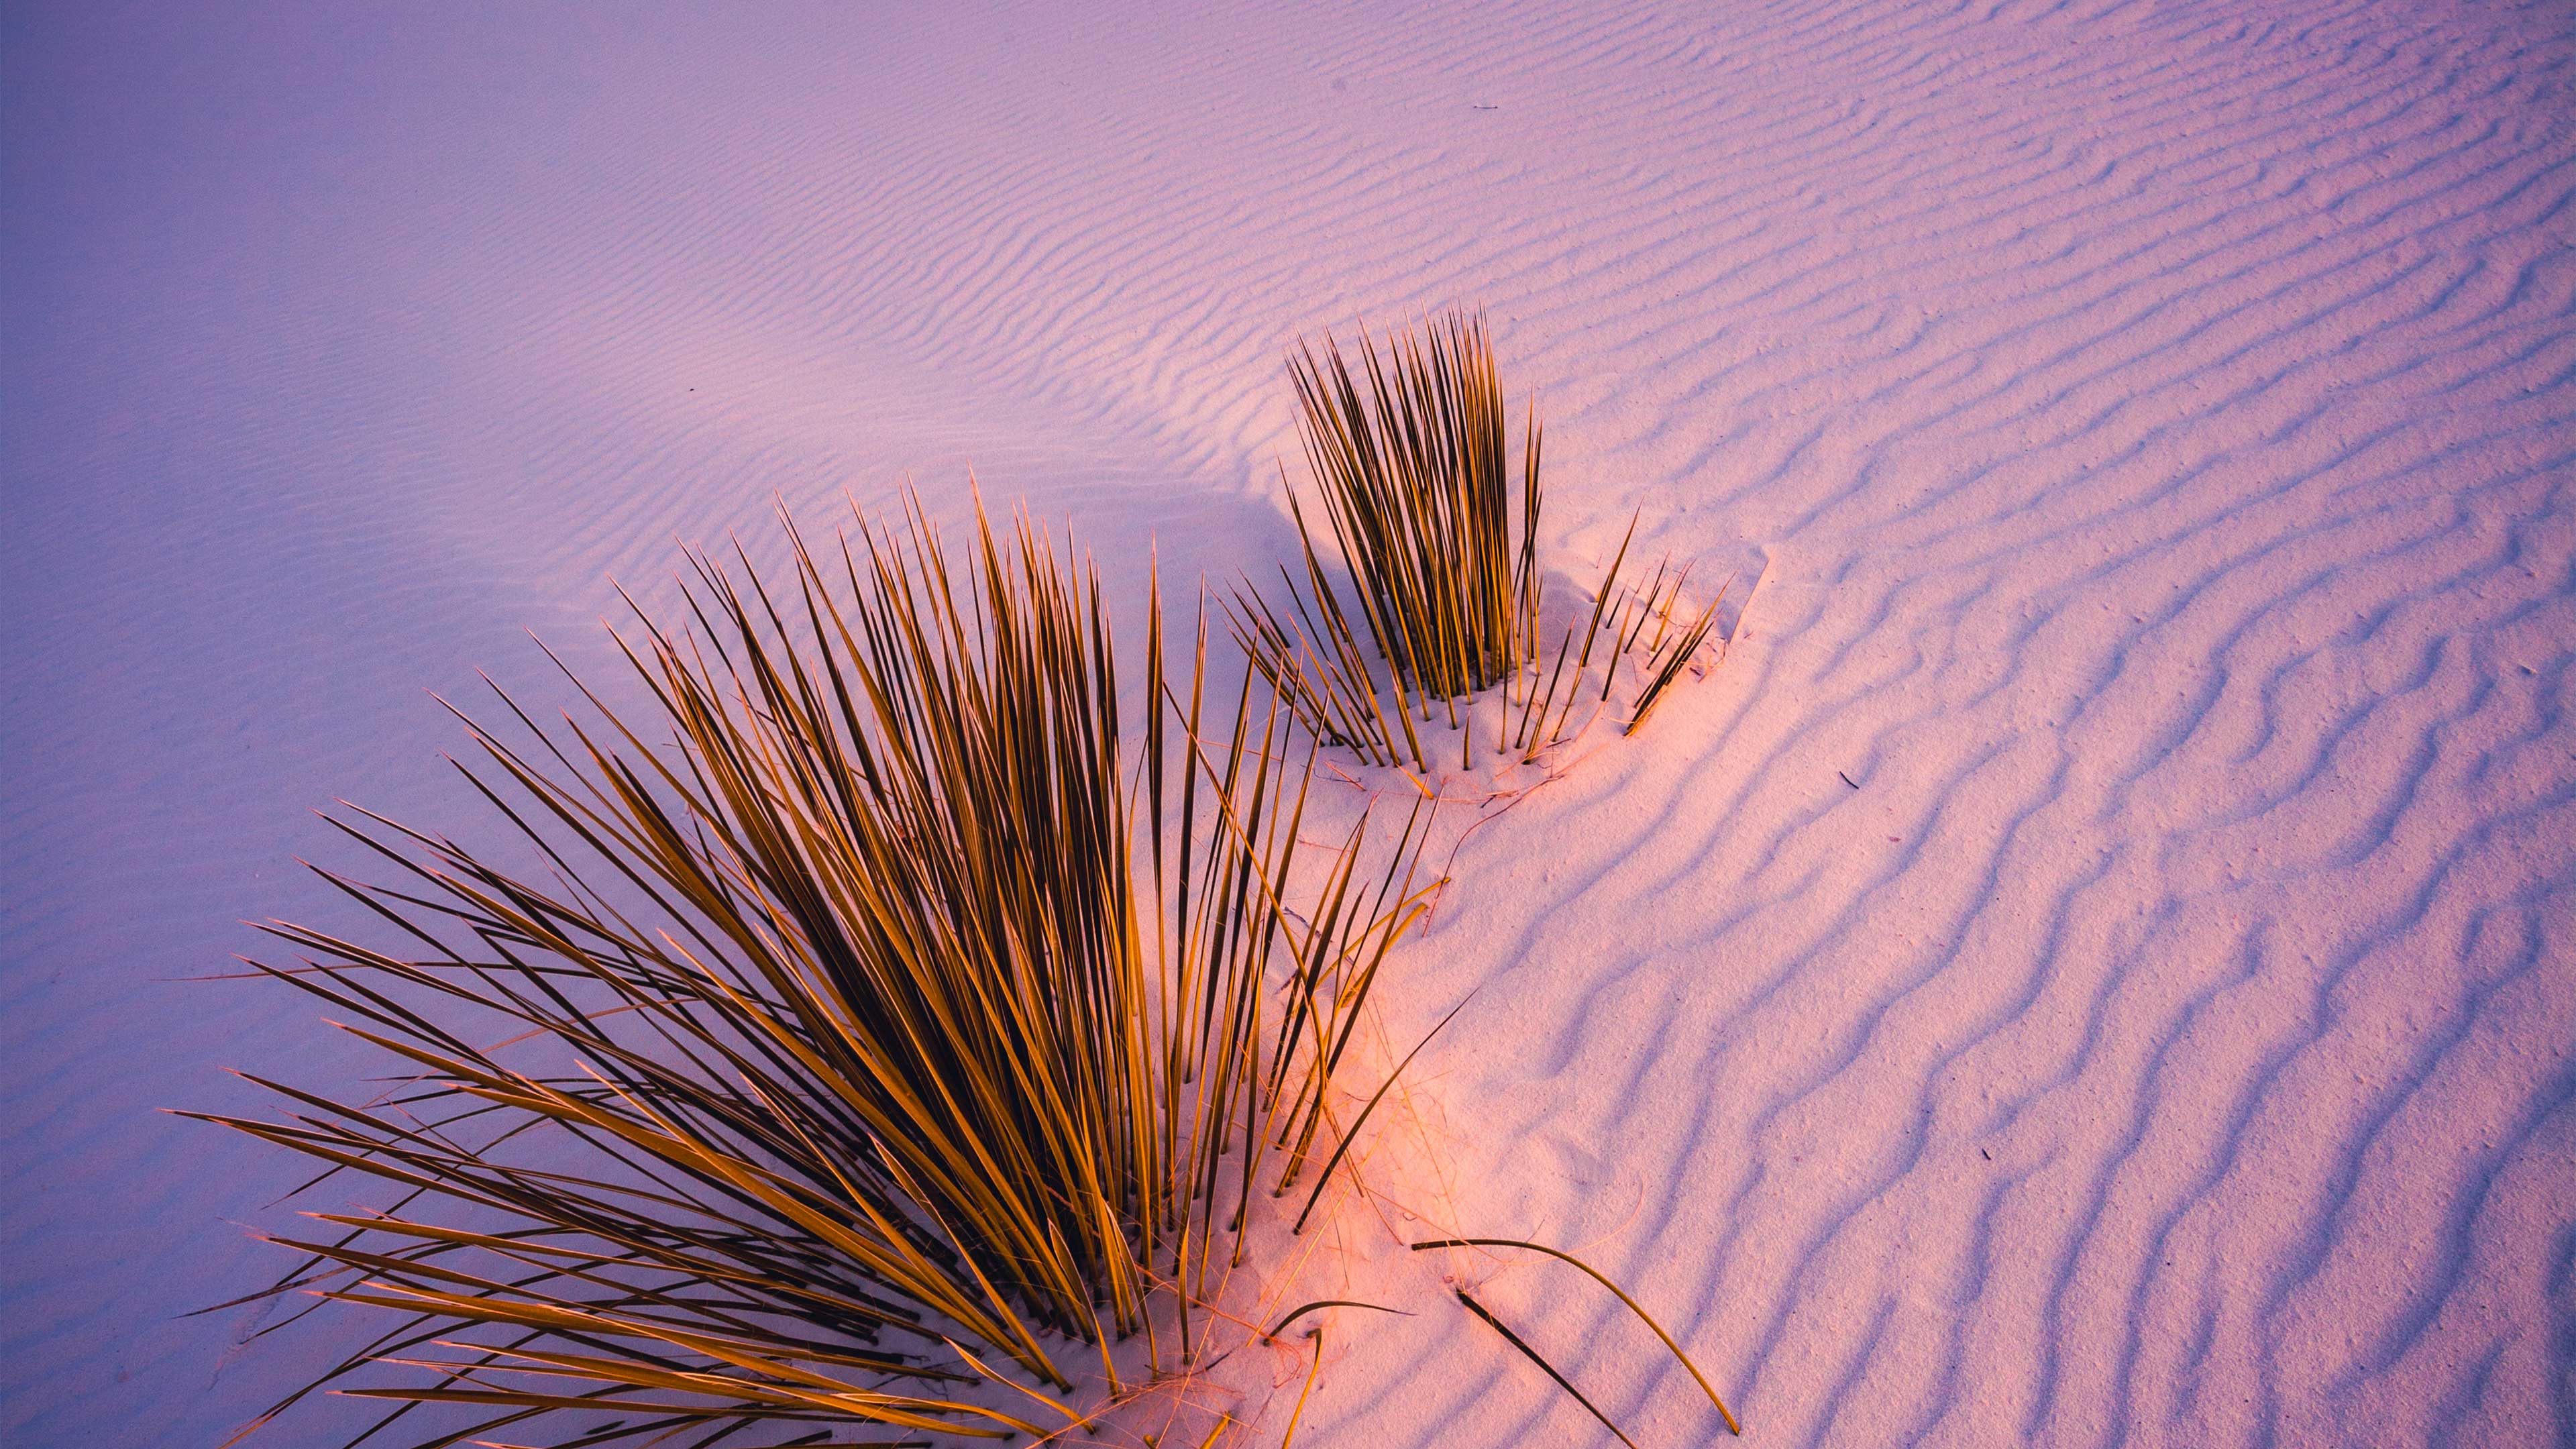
[1232,310,1728,776]
[191,495,1430,1448]
[1290,309,1540,702]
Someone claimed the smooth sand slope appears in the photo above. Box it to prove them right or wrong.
[5,1,2572,1444]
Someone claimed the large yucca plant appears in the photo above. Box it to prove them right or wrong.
[190,494,1430,1448]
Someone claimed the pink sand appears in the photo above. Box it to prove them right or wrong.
[4,2,2571,1444]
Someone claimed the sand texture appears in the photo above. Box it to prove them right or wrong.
[5,1,2573,1444]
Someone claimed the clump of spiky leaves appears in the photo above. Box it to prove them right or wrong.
[1287,309,1539,704]
[188,494,1432,1448]
[1230,311,1728,775]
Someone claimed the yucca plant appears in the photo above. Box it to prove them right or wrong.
[1232,311,1727,774]
[1288,309,1540,702]
[189,494,1432,1448]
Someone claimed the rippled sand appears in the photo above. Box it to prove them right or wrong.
[5,3,2571,1444]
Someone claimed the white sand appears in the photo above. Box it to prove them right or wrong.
[5,2,2572,1444]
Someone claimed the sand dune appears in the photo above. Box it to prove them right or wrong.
[5,1,2571,1444]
